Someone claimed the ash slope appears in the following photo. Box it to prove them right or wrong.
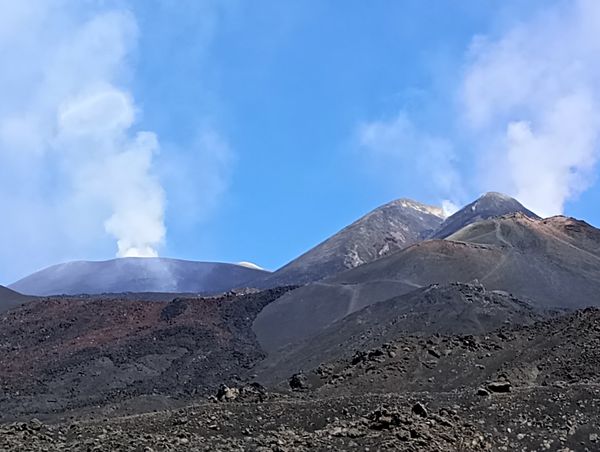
[9,257,270,296]
[256,282,552,385]
[0,285,34,313]
[430,191,539,239]
[254,213,600,352]
[258,199,445,287]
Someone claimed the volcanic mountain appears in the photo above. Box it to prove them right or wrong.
[2,193,600,451]
[430,191,539,239]
[0,285,33,313]
[254,212,600,352]
[258,199,445,287]
[9,258,270,296]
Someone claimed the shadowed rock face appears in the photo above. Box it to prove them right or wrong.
[254,213,600,352]
[430,192,539,239]
[0,285,34,313]
[9,257,271,296]
[258,199,445,287]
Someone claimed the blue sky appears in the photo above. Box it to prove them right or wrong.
[1,0,600,282]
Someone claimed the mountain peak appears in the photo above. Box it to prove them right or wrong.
[382,198,445,219]
[481,191,512,199]
[257,197,445,286]
[430,192,539,239]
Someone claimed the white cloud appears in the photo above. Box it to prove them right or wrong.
[54,85,166,258]
[462,0,600,217]
[358,111,465,209]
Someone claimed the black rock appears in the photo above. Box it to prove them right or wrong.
[289,373,310,391]
[477,388,491,397]
[160,299,189,321]
[487,381,511,393]
[428,348,441,359]
[412,402,428,418]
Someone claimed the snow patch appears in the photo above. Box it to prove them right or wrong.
[237,261,265,271]
[399,200,445,218]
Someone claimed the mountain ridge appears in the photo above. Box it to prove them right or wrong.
[0,285,34,313]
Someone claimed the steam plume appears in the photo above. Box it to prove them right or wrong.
[462,0,600,217]
[56,86,166,257]
[0,2,166,280]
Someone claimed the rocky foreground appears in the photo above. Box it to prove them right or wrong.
[1,303,600,450]
[1,385,598,451]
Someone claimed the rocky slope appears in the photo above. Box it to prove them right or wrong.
[0,285,34,313]
[2,308,599,451]
[255,283,553,384]
[254,213,600,351]
[302,308,600,400]
[3,390,580,452]
[0,287,293,422]
[9,258,270,296]
[258,199,445,286]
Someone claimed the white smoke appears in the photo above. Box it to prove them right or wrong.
[441,200,459,217]
[462,0,600,217]
[56,85,165,257]
[0,2,168,280]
